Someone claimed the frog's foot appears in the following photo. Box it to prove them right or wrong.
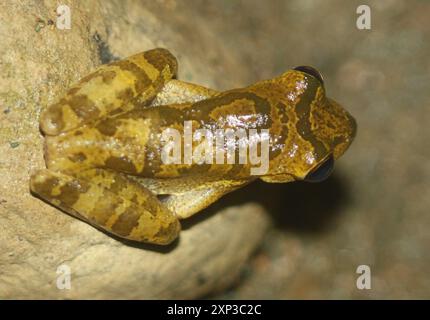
[30,169,180,245]
[40,48,178,136]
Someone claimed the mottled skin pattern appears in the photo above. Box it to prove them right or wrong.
[30,48,356,245]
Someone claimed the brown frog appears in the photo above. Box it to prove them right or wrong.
[30,48,356,245]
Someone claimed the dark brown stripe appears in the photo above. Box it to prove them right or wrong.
[89,190,122,225]
[31,176,60,199]
[143,48,178,76]
[295,78,327,161]
[59,179,90,207]
[110,60,152,94]
[95,116,119,136]
[104,156,138,174]
[111,206,142,236]
[67,94,100,120]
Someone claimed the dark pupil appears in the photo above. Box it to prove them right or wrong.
[304,156,334,183]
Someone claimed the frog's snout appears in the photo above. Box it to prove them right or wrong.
[325,98,357,160]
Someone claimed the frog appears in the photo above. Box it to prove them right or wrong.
[30,48,356,245]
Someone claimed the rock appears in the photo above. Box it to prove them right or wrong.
[0,0,270,299]
[0,202,268,299]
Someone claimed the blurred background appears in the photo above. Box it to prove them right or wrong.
[159,0,430,299]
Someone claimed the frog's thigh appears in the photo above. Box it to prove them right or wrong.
[41,48,178,136]
[162,180,251,219]
[30,169,180,245]
[151,79,219,106]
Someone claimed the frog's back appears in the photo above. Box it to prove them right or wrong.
[44,94,271,180]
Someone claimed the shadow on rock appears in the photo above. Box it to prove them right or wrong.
[183,171,352,235]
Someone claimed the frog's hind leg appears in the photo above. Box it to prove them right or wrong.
[30,168,180,245]
[40,48,178,136]
[151,79,219,106]
[139,178,253,219]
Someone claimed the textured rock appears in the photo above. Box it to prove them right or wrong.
[0,202,268,299]
[0,0,270,299]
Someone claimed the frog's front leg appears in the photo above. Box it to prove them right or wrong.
[30,169,180,245]
[40,48,178,136]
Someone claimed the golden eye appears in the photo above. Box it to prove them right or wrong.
[293,66,324,85]
[304,155,334,183]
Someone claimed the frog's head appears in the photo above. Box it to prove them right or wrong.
[261,66,356,183]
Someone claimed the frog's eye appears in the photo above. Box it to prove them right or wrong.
[304,155,334,183]
[293,66,324,85]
